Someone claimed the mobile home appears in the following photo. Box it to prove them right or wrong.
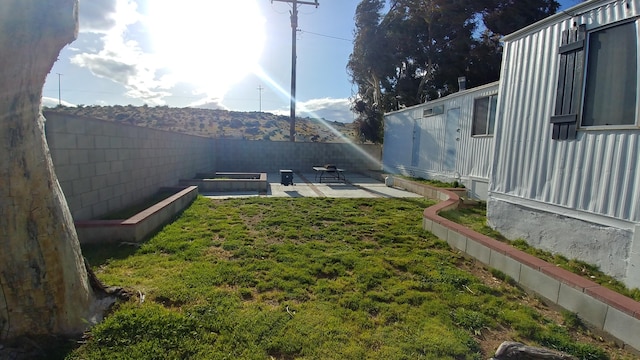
[489,0,640,288]
[383,82,499,199]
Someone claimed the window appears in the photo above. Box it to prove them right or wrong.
[582,21,638,127]
[472,94,497,136]
[551,21,639,139]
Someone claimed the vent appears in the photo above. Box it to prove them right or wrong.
[458,76,466,91]
[423,105,444,117]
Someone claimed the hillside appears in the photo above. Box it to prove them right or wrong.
[45,105,360,143]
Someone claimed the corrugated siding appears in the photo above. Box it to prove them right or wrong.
[382,110,415,173]
[492,0,640,222]
[413,112,447,173]
[383,82,499,182]
[456,87,497,180]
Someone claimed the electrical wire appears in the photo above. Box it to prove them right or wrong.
[299,29,352,42]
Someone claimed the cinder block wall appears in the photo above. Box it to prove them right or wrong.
[44,112,215,221]
[213,139,381,173]
[44,112,382,221]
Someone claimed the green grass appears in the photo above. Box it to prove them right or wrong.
[440,202,640,302]
[69,196,623,360]
[398,176,465,188]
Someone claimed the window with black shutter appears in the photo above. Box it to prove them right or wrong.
[552,21,639,137]
[551,24,586,140]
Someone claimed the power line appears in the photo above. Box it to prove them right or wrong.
[299,29,351,42]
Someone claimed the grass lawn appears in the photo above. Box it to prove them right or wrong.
[70,196,634,359]
[439,203,640,303]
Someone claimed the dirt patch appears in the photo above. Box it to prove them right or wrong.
[457,256,635,359]
[204,246,234,260]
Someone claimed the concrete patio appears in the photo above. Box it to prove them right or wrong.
[201,172,423,199]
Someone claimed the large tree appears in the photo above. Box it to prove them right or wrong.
[348,0,559,143]
[0,0,115,343]
[348,0,484,143]
[347,0,391,143]
[483,0,560,36]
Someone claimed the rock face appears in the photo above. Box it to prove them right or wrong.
[0,0,101,341]
[491,341,577,360]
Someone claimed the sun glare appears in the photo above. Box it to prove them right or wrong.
[146,0,265,98]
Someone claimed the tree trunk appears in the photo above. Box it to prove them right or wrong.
[0,0,103,341]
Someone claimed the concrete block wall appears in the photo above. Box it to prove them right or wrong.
[44,112,215,221]
[44,112,382,221]
[214,139,381,173]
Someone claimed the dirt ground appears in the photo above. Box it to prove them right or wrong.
[458,256,639,359]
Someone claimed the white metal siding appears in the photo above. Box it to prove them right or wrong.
[492,0,640,222]
[382,110,415,173]
[383,82,498,188]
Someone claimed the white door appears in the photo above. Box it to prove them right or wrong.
[442,108,460,171]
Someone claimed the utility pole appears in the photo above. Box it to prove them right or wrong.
[257,85,264,112]
[272,0,319,141]
[57,73,62,106]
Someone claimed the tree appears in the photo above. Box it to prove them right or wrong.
[351,99,384,143]
[348,0,560,143]
[0,0,116,343]
[347,0,391,143]
[483,0,560,36]
[393,0,481,102]
[348,0,488,133]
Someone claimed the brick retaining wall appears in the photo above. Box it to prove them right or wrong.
[386,176,640,353]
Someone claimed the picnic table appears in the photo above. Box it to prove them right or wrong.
[313,165,345,183]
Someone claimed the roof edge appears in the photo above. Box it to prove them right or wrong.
[385,81,500,116]
[502,0,613,42]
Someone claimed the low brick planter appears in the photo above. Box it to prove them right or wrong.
[387,175,640,353]
[75,186,198,244]
[179,172,267,192]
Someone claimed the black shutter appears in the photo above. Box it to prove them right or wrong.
[551,24,586,140]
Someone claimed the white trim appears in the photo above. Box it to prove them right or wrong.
[471,93,498,136]
[467,175,489,182]
[502,0,625,42]
[579,125,640,131]
[384,81,500,116]
[489,191,638,230]
[579,18,640,129]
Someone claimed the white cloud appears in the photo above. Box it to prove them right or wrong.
[187,98,229,111]
[70,0,269,108]
[146,1,266,100]
[71,0,173,105]
[274,98,355,123]
[78,0,120,33]
[41,97,76,108]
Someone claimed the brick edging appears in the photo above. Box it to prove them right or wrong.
[386,176,640,352]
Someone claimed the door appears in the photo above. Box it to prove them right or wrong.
[442,108,460,171]
[411,118,421,167]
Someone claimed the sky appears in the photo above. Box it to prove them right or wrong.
[41,0,580,123]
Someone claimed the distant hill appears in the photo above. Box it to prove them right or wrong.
[45,105,360,143]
